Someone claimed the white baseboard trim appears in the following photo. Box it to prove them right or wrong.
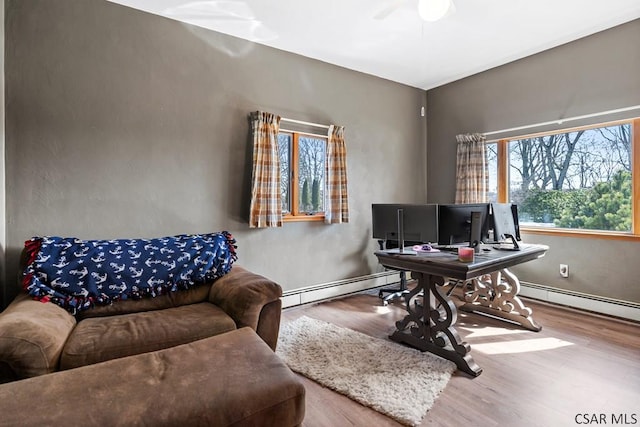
[520,282,640,323]
[281,271,401,308]
[282,274,640,323]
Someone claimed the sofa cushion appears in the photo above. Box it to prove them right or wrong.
[60,303,236,370]
[75,284,212,320]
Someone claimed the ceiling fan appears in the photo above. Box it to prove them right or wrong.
[375,0,456,22]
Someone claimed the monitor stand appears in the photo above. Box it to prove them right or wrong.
[469,211,482,254]
[493,234,521,251]
[378,209,411,305]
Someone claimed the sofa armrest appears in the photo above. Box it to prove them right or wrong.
[208,265,282,349]
[0,294,76,382]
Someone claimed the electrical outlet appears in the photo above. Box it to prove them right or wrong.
[560,264,569,278]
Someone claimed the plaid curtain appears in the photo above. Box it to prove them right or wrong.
[324,125,349,224]
[249,111,282,228]
[455,133,488,204]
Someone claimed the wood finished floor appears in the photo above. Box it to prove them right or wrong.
[282,288,640,427]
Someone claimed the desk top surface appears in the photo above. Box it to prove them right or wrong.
[375,243,549,280]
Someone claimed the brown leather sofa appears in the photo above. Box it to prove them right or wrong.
[0,260,306,426]
[0,262,283,382]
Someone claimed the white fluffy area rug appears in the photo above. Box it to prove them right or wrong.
[276,316,456,427]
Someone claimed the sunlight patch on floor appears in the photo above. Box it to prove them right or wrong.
[471,337,574,354]
[375,305,393,314]
[458,325,529,338]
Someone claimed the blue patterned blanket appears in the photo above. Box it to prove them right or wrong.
[23,232,237,314]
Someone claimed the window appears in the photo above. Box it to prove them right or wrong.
[278,132,326,221]
[487,118,640,237]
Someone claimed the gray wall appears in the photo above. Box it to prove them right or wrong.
[426,19,640,303]
[2,0,427,308]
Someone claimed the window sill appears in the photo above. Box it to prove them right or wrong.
[521,226,640,241]
[283,214,325,223]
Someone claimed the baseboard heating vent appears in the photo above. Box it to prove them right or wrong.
[281,271,400,308]
[282,276,640,323]
[520,281,640,323]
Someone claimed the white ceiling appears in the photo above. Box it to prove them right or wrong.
[108,0,640,90]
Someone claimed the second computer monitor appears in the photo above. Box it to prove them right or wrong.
[437,203,490,246]
[371,204,439,244]
[491,203,521,243]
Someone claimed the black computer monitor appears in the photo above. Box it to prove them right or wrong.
[371,204,439,245]
[491,203,521,249]
[437,203,490,246]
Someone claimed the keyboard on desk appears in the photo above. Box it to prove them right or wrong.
[434,245,463,252]
[434,245,495,254]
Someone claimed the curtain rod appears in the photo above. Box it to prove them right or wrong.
[482,105,640,137]
[280,117,330,130]
[279,127,328,139]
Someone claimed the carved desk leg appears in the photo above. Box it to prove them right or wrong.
[460,268,542,332]
[390,271,483,377]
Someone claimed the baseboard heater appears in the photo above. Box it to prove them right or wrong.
[281,273,640,323]
[520,281,640,323]
[281,271,401,308]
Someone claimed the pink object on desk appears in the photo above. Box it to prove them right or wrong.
[458,247,474,262]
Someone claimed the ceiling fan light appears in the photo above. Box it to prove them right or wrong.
[418,0,453,22]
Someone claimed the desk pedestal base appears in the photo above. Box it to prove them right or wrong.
[389,271,483,377]
[459,268,541,332]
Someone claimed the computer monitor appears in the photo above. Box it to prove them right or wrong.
[437,203,490,246]
[491,203,521,249]
[371,204,439,246]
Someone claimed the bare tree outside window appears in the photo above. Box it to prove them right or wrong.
[297,136,325,213]
[488,123,632,232]
[278,134,291,213]
[487,144,498,203]
[277,132,327,219]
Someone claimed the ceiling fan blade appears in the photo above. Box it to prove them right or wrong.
[373,0,411,20]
